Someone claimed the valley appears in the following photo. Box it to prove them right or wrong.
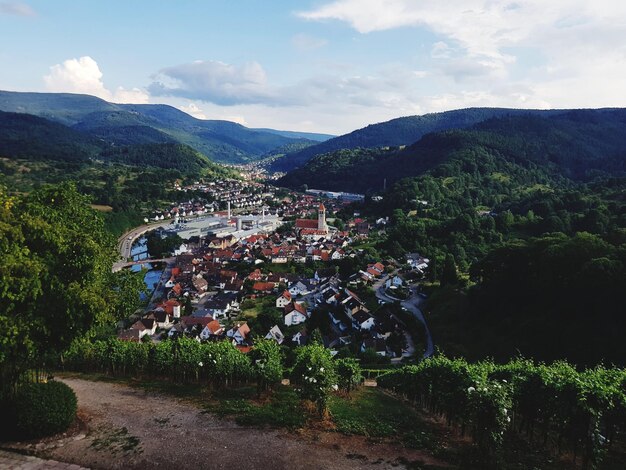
[2,91,626,469]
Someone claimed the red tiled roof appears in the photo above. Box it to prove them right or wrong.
[205,320,223,334]
[295,219,318,229]
[253,282,274,292]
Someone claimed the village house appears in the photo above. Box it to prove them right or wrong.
[227,322,251,345]
[199,320,225,341]
[284,301,308,326]
[265,325,285,344]
[276,290,292,308]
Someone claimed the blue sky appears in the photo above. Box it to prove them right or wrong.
[1,1,625,134]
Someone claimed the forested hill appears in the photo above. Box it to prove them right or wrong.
[270,107,566,172]
[0,90,329,163]
[0,110,103,161]
[99,142,234,177]
[0,110,236,178]
[278,110,626,193]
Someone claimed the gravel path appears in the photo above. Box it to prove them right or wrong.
[0,449,89,469]
[41,378,430,470]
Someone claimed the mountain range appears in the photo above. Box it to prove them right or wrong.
[278,108,626,192]
[0,90,333,165]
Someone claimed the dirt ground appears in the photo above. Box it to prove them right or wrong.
[10,378,450,470]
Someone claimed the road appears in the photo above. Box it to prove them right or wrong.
[112,219,176,273]
[116,218,175,261]
[373,273,434,359]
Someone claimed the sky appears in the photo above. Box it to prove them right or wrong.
[1,0,625,134]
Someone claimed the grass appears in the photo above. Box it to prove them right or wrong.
[209,384,307,429]
[329,388,441,451]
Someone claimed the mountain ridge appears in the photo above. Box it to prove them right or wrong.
[0,90,330,163]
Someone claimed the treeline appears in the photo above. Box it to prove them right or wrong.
[466,232,626,365]
[378,356,626,468]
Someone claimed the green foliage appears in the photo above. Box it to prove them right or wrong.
[0,183,116,393]
[378,355,626,467]
[465,232,626,365]
[292,344,338,417]
[0,90,324,164]
[274,107,540,172]
[215,385,306,429]
[100,143,235,175]
[110,269,149,320]
[250,339,283,395]
[335,358,363,394]
[9,381,77,439]
[146,231,183,257]
[0,110,102,160]
[64,338,253,387]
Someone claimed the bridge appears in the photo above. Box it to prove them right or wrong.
[112,258,170,273]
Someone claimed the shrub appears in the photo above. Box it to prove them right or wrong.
[11,381,77,439]
[335,358,363,394]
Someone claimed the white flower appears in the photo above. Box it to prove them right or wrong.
[507,416,511,423]
[503,408,508,414]
[198,361,204,367]
[332,384,338,391]
[467,386,476,393]
[320,367,324,372]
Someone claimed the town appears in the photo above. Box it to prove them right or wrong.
[117,175,431,363]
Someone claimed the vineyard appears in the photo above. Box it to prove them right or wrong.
[378,356,626,468]
[63,339,626,468]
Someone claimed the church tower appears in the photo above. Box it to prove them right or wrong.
[318,202,328,232]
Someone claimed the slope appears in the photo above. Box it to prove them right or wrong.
[0,110,103,161]
[278,110,626,193]
[0,90,321,164]
[270,107,566,172]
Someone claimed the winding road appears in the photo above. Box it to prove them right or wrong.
[373,274,435,359]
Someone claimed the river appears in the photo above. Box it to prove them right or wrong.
[129,237,164,300]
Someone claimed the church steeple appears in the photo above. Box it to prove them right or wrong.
[318,202,327,231]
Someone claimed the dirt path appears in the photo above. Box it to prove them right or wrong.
[36,378,441,470]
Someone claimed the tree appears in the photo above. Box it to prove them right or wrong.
[0,183,116,394]
[292,344,337,417]
[110,269,149,320]
[250,339,283,397]
[440,253,459,286]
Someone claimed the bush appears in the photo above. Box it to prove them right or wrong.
[11,381,77,439]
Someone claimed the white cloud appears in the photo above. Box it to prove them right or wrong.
[431,41,451,59]
[0,1,35,16]
[149,60,273,105]
[291,33,328,51]
[296,0,626,124]
[178,103,207,119]
[44,56,149,103]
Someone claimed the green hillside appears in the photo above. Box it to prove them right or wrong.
[0,110,103,161]
[271,107,566,172]
[99,142,235,176]
[0,90,322,163]
[279,110,626,192]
